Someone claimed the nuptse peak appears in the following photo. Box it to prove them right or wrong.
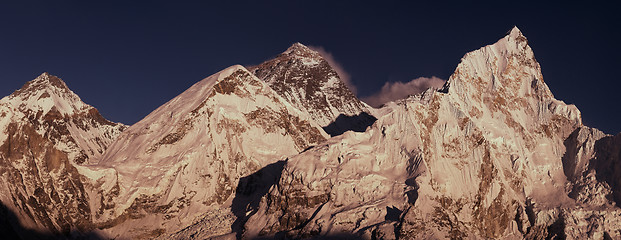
[1,27,620,239]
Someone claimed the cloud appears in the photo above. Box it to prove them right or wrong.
[361,77,446,107]
[308,46,357,94]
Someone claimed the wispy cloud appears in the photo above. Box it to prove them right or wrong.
[308,46,357,94]
[361,77,446,107]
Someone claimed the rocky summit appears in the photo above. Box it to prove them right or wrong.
[249,43,376,136]
[1,27,620,240]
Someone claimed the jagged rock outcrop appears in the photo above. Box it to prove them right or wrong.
[241,27,621,239]
[0,73,126,237]
[564,128,621,204]
[96,65,328,239]
[249,43,376,136]
[558,126,621,239]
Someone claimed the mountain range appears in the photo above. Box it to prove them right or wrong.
[1,27,620,239]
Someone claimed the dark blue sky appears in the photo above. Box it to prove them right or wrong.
[1,1,619,134]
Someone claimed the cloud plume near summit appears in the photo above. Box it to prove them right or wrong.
[308,46,357,94]
[362,77,446,107]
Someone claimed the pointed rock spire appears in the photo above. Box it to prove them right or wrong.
[2,72,89,116]
[248,42,375,132]
[13,72,71,96]
[508,26,523,38]
[34,72,69,89]
[282,42,322,59]
[506,26,528,46]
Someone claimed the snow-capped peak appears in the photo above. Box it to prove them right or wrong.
[441,27,582,126]
[282,42,322,59]
[508,26,524,40]
[444,26,544,98]
[249,43,374,131]
[29,72,70,90]
[1,72,89,116]
[213,64,247,81]
[0,72,126,234]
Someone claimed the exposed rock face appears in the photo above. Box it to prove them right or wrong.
[241,27,621,239]
[559,127,621,239]
[583,132,621,205]
[0,73,126,237]
[249,43,376,136]
[96,65,328,239]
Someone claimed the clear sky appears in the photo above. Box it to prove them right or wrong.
[1,1,619,134]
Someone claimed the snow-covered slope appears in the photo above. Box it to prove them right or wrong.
[95,65,327,239]
[0,73,125,236]
[240,27,621,239]
[249,43,376,136]
[0,73,126,163]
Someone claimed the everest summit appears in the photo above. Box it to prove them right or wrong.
[249,43,376,136]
